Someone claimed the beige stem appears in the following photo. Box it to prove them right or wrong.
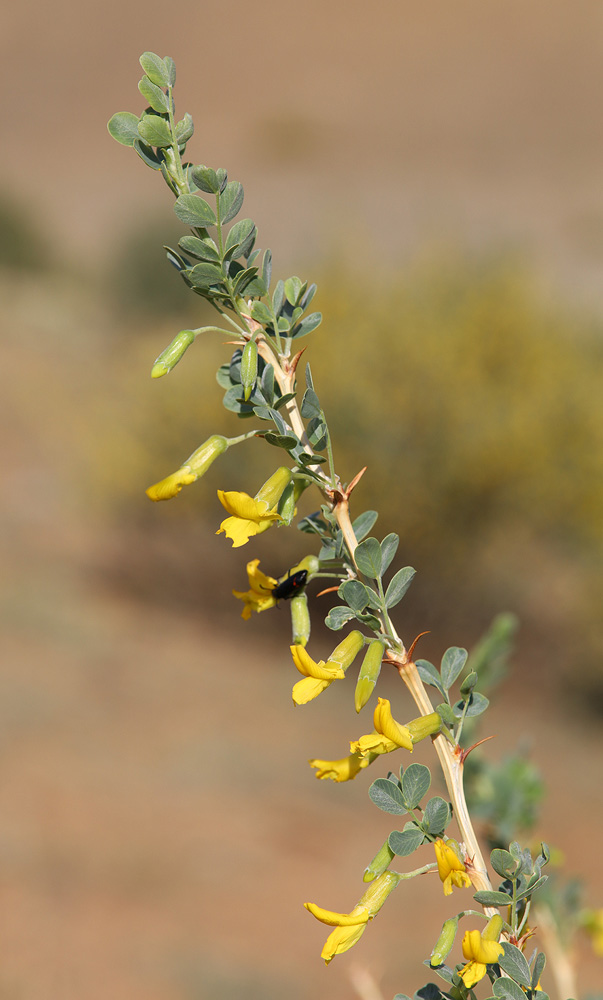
[334,498,359,560]
[391,654,495,907]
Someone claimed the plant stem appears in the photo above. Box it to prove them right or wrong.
[391,655,495,907]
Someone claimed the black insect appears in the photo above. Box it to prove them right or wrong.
[270,569,308,602]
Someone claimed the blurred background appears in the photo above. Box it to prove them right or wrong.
[1,1,603,997]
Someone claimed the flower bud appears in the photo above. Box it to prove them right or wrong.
[328,630,365,672]
[240,339,258,401]
[406,712,442,744]
[255,466,292,507]
[355,639,385,713]
[290,592,311,647]
[430,916,458,967]
[151,329,195,378]
[363,838,395,883]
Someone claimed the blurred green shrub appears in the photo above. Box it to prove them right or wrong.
[0,194,50,270]
[311,253,603,559]
[104,216,200,319]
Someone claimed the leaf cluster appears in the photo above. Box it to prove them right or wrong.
[368,763,451,858]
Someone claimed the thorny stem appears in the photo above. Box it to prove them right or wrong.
[391,654,496,908]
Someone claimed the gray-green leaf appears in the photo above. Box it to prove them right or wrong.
[369,778,407,815]
[355,537,383,579]
[352,511,378,541]
[452,691,489,718]
[137,114,172,148]
[401,763,431,809]
[388,826,425,857]
[301,388,321,420]
[441,647,468,691]
[493,981,528,1000]
[325,606,356,630]
[219,182,244,224]
[139,51,170,87]
[174,194,217,228]
[380,533,400,573]
[385,566,415,608]
[473,890,512,906]
[422,796,451,835]
[416,660,447,700]
[138,76,169,113]
[499,943,532,988]
[340,579,372,614]
[107,112,140,146]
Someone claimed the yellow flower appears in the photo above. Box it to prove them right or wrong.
[309,752,370,782]
[290,632,364,705]
[305,871,401,964]
[216,490,282,547]
[459,923,503,988]
[232,559,278,619]
[290,645,345,705]
[216,466,292,547]
[434,838,472,895]
[146,435,228,501]
[350,698,413,757]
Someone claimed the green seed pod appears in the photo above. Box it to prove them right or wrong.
[363,838,395,883]
[290,592,311,647]
[429,916,458,967]
[240,339,258,401]
[277,481,296,525]
[354,639,385,713]
[151,329,195,378]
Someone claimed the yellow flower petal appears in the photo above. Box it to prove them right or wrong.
[374,698,413,750]
[434,839,472,895]
[309,753,369,782]
[217,514,277,547]
[292,676,332,705]
[460,928,503,986]
[290,645,344,680]
[232,559,278,618]
[321,922,368,964]
[217,489,272,520]
[350,733,399,757]
[460,959,487,988]
[304,902,369,927]
[146,467,196,501]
